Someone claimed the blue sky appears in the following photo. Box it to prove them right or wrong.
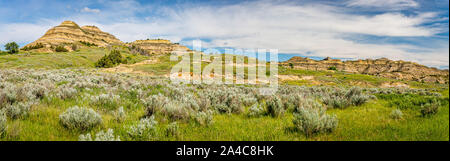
[0,0,448,68]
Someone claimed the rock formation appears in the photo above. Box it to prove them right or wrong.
[128,39,191,55]
[23,21,123,52]
[283,56,449,84]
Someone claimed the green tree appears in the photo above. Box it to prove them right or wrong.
[95,50,126,68]
[5,42,19,54]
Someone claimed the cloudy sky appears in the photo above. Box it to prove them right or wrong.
[0,0,448,68]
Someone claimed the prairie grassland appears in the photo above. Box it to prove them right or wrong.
[0,48,148,69]
[0,49,448,141]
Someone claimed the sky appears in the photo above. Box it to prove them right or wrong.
[0,0,448,69]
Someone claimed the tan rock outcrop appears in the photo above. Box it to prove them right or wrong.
[283,56,449,84]
[23,21,123,51]
[129,39,191,55]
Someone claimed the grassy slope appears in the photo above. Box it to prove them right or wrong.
[0,49,448,141]
[0,47,148,69]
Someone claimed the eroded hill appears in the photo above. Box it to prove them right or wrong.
[23,21,123,52]
[282,56,449,84]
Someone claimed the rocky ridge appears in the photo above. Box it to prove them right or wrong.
[283,56,449,84]
[128,39,191,55]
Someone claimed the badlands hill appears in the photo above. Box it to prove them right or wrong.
[128,39,191,55]
[283,56,449,84]
[23,21,123,52]
[23,21,191,54]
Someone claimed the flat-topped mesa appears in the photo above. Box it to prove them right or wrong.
[23,21,123,52]
[129,39,191,55]
[283,56,449,84]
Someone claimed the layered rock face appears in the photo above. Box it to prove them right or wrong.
[129,39,191,55]
[283,56,449,84]
[24,21,123,51]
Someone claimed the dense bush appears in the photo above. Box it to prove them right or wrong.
[293,107,338,136]
[59,106,102,131]
[127,116,158,140]
[322,87,371,109]
[390,109,403,120]
[79,41,97,47]
[165,122,179,137]
[4,102,33,119]
[143,94,170,116]
[248,103,265,117]
[22,43,44,51]
[95,50,126,68]
[266,96,285,117]
[55,46,68,52]
[0,109,6,136]
[113,106,126,122]
[57,86,78,100]
[194,111,213,126]
[328,66,337,70]
[161,102,191,121]
[79,129,120,141]
[90,92,121,110]
[420,101,440,117]
[4,42,19,54]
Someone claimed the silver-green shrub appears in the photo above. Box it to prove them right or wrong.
[248,103,265,117]
[293,107,338,136]
[142,94,169,116]
[165,122,179,137]
[127,116,158,140]
[4,101,34,119]
[266,96,285,117]
[0,109,7,136]
[78,133,93,141]
[57,86,78,100]
[94,129,121,141]
[390,109,403,120]
[420,101,440,117]
[90,92,121,110]
[59,106,102,131]
[161,102,191,121]
[113,106,126,122]
[194,111,214,126]
[79,129,120,141]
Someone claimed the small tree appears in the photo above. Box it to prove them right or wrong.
[5,42,19,54]
[55,46,68,52]
[95,50,126,68]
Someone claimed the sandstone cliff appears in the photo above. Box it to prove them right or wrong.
[23,21,123,52]
[129,39,191,55]
[283,56,449,84]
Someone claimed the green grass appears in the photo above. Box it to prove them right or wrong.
[2,91,448,141]
[0,47,148,69]
[0,49,448,141]
[132,54,180,75]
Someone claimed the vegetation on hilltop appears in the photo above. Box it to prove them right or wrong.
[95,50,127,68]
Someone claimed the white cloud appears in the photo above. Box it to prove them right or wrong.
[81,7,100,13]
[1,0,447,68]
[85,1,446,67]
[0,22,55,46]
[346,0,419,10]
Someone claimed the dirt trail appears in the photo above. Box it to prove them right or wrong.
[102,58,158,76]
